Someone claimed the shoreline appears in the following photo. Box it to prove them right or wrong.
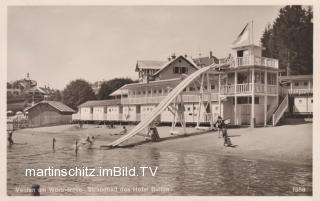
[11,123,312,165]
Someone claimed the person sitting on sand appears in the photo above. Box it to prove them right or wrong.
[146,123,160,142]
[120,126,127,135]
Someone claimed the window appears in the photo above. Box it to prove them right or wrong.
[295,82,299,86]
[158,89,162,93]
[173,67,187,74]
[211,85,215,90]
[299,99,302,103]
[311,99,313,103]
[237,97,259,104]
[148,90,151,94]
[153,90,157,94]
[304,82,308,86]
[187,107,190,111]
[143,91,146,95]
[173,67,179,74]
[181,67,186,74]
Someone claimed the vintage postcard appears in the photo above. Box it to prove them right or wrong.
[1,0,319,200]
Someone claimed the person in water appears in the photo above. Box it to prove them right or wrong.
[86,136,93,145]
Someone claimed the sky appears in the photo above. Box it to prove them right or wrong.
[7,6,282,90]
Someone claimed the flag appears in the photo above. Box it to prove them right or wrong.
[232,23,252,46]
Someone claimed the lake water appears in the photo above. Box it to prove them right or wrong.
[7,130,312,196]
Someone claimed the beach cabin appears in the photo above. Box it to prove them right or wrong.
[279,75,313,115]
[25,101,75,127]
[77,99,121,123]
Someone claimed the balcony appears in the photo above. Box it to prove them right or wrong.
[288,88,313,95]
[121,93,219,105]
[230,55,279,68]
[220,84,277,95]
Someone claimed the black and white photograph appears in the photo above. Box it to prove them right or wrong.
[2,0,319,199]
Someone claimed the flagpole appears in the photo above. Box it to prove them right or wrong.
[251,20,254,45]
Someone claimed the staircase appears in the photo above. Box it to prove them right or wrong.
[272,94,289,126]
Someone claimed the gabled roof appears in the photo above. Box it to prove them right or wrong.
[78,99,121,108]
[193,56,219,67]
[153,55,199,76]
[109,87,128,96]
[25,101,75,113]
[135,60,167,71]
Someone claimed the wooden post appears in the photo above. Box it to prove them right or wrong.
[276,72,279,105]
[218,74,221,116]
[75,140,78,156]
[196,75,205,127]
[206,73,214,128]
[234,71,238,125]
[52,137,56,151]
[179,94,186,134]
[251,68,255,127]
[264,70,268,126]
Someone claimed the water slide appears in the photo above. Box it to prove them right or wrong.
[105,65,216,147]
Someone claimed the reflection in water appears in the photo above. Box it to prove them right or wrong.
[7,138,312,196]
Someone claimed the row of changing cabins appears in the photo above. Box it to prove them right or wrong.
[71,99,223,125]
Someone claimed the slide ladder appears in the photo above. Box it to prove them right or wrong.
[105,65,216,147]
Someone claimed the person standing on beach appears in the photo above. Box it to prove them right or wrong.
[8,130,14,146]
[215,116,224,138]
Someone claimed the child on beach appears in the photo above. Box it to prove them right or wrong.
[214,116,224,138]
[8,131,14,146]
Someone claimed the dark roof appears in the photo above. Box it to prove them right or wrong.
[121,78,182,89]
[135,60,167,71]
[25,101,75,113]
[279,75,313,81]
[78,99,121,108]
[193,56,219,67]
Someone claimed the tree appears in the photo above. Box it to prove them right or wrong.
[62,79,96,110]
[54,90,62,101]
[260,6,313,75]
[97,78,135,100]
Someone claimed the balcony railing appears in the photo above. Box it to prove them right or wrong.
[231,55,279,68]
[221,84,277,95]
[121,93,220,105]
[288,88,313,95]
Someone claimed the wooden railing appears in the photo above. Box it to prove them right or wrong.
[122,93,219,104]
[272,94,289,126]
[288,88,313,95]
[231,55,279,68]
[220,84,277,95]
[236,83,252,93]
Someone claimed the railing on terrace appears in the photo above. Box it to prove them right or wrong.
[231,55,279,68]
[122,93,219,105]
[288,88,313,95]
[221,84,277,95]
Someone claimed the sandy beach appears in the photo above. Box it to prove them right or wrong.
[11,122,312,165]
